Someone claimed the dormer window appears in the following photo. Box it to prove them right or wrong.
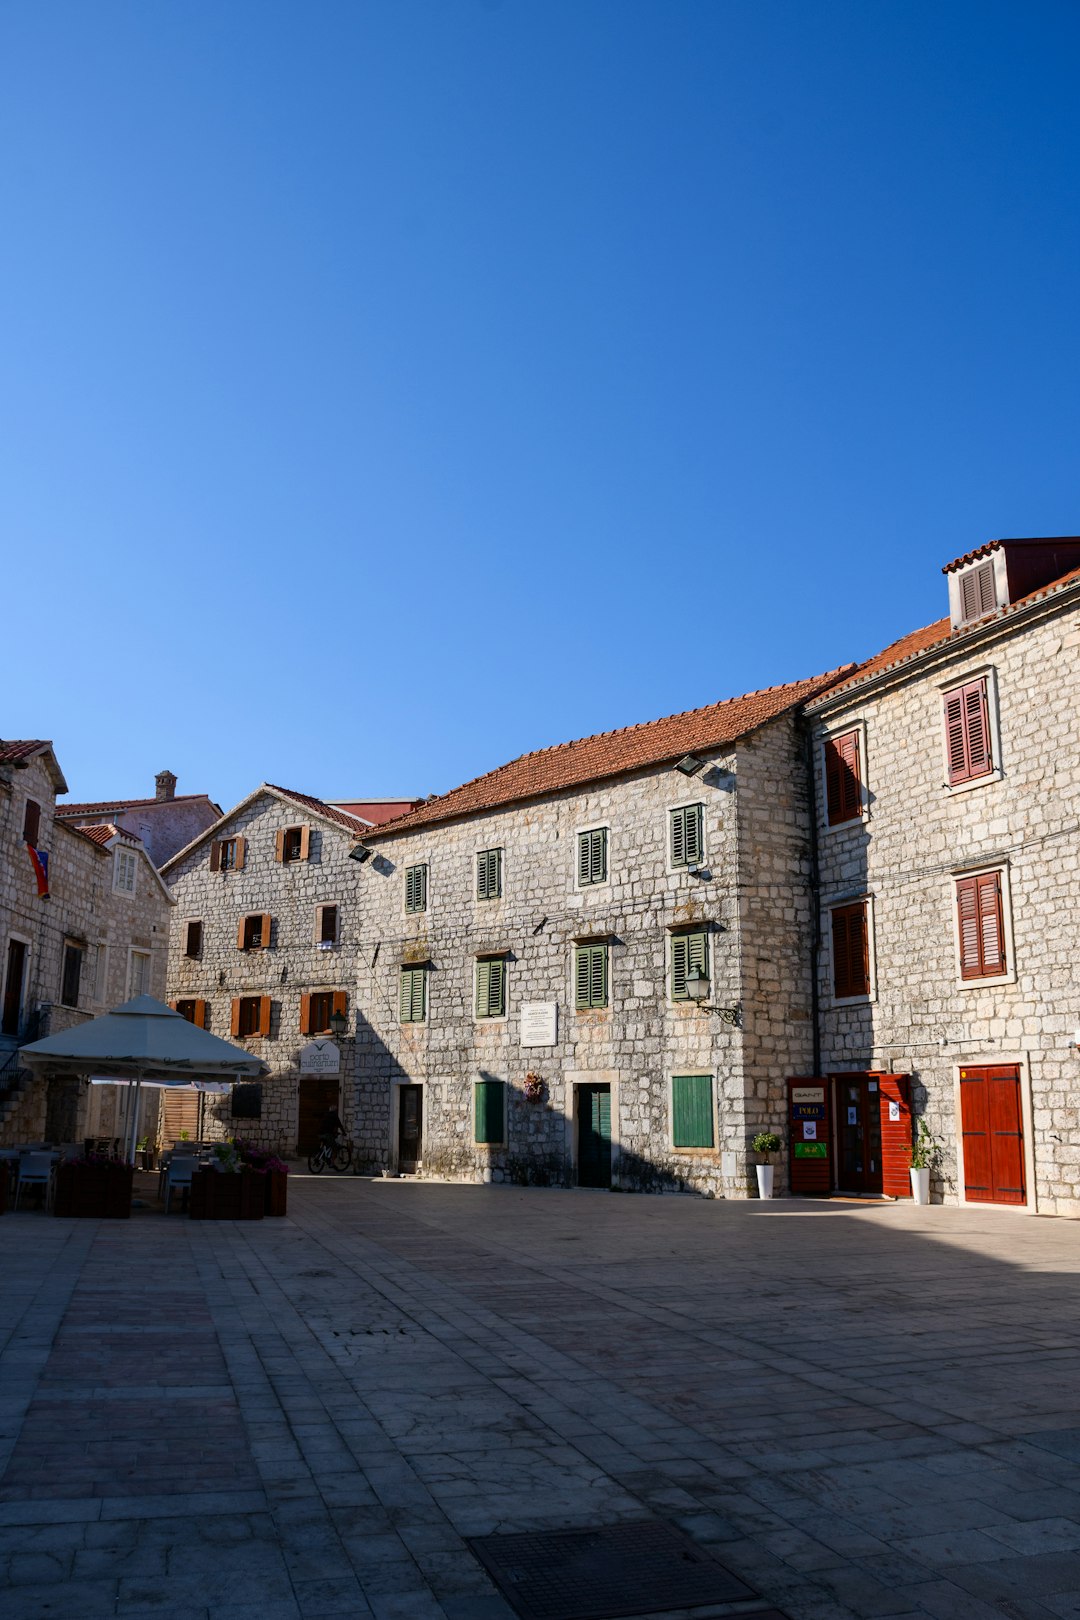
[959,560,996,624]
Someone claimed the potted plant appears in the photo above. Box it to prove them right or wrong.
[189,1140,265,1221]
[236,1140,289,1215]
[909,1120,940,1205]
[752,1132,782,1199]
[54,1152,134,1219]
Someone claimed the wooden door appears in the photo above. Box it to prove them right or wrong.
[2,940,26,1036]
[297,1077,340,1156]
[960,1066,1025,1205]
[835,1077,883,1194]
[577,1084,611,1188]
[398,1085,423,1173]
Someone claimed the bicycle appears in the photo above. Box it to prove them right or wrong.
[307,1136,353,1174]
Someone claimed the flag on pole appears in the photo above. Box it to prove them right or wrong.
[26,844,49,898]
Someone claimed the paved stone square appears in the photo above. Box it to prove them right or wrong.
[2,1181,1080,1620]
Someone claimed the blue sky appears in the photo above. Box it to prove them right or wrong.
[3,0,1078,813]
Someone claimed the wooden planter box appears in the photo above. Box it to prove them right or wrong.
[54,1161,134,1219]
[263,1168,288,1217]
[189,1168,265,1221]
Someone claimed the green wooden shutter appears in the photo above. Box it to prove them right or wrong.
[575,944,608,1009]
[399,966,426,1022]
[405,865,427,913]
[476,958,505,1017]
[477,849,502,900]
[671,808,686,866]
[578,829,607,886]
[474,1079,506,1144]
[672,1074,714,1148]
[671,930,708,1000]
[671,805,703,866]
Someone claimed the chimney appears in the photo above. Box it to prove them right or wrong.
[155,770,177,801]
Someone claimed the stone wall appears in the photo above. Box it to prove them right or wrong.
[810,593,1080,1215]
[164,792,364,1155]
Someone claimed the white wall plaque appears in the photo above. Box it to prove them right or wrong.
[300,1040,340,1075]
[803,1120,817,1140]
[792,1085,825,1104]
[888,1099,901,1121]
[521,1002,558,1047]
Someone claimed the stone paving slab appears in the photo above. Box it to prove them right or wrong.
[1,1183,1080,1618]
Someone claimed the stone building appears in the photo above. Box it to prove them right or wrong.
[56,771,222,867]
[805,538,1080,1216]
[352,672,849,1195]
[161,784,374,1154]
[0,741,174,1144]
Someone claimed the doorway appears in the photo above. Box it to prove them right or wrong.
[576,1084,612,1188]
[397,1085,423,1174]
[835,1076,883,1194]
[2,939,26,1037]
[297,1077,340,1157]
[960,1066,1026,1205]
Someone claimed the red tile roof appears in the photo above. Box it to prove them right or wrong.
[72,822,142,847]
[367,669,855,838]
[57,793,219,816]
[0,740,51,764]
[941,542,1002,573]
[264,785,371,834]
[942,535,1080,573]
[810,564,1080,706]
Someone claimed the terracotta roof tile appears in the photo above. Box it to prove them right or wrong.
[73,822,142,847]
[810,564,1080,706]
[367,669,855,838]
[941,541,1003,573]
[57,793,219,816]
[0,740,51,764]
[264,785,371,834]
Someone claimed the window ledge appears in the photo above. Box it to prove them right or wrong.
[822,812,870,835]
[831,993,875,1008]
[944,769,1002,796]
[956,971,1016,989]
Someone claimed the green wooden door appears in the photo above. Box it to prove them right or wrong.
[577,1084,612,1188]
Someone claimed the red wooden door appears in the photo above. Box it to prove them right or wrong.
[960,1066,1025,1205]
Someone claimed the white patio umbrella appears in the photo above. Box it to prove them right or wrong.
[19,995,268,1162]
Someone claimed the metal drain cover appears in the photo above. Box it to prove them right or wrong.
[468,1519,758,1620]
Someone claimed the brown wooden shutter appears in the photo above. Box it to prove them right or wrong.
[210,841,222,872]
[945,679,991,784]
[258,997,272,1037]
[299,993,312,1035]
[957,873,1005,978]
[234,837,246,870]
[260,914,272,949]
[275,829,286,863]
[193,999,207,1029]
[230,998,241,1036]
[168,1000,178,1012]
[944,690,968,783]
[331,991,347,1025]
[299,825,311,861]
[825,732,861,824]
[237,917,247,950]
[832,904,869,997]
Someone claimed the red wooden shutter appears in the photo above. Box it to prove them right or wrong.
[193,999,207,1029]
[944,679,991,784]
[825,732,861,824]
[258,997,272,1037]
[957,872,1005,978]
[299,825,311,861]
[234,837,246,870]
[832,904,869,998]
[237,917,247,950]
[210,841,222,872]
[275,829,286,863]
[331,991,347,1025]
[260,914,272,949]
[299,994,312,1035]
[230,998,241,1037]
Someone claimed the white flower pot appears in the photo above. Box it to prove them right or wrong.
[910,1167,930,1205]
[756,1164,774,1199]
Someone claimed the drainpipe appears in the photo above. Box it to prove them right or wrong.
[802,717,822,1077]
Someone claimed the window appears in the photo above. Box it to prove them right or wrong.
[577,828,608,887]
[672,1074,714,1149]
[399,966,427,1023]
[575,943,609,1010]
[231,1083,263,1120]
[956,871,1007,980]
[405,864,428,914]
[210,837,246,872]
[476,848,502,900]
[824,731,863,825]
[238,913,271,951]
[959,561,997,623]
[670,929,708,1001]
[831,903,870,999]
[22,798,41,845]
[277,825,310,864]
[174,999,207,1027]
[127,950,151,998]
[475,957,506,1018]
[233,995,271,1038]
[670,804,703,867]
[303,990,343,1035]
[183,920,203,958]
[474,1079,506,1145]
[316,904,339,947]
[944,678,993,786]
[60,943,84,1009]
[114,849,137,894]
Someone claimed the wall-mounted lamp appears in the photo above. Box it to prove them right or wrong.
[684,965,740,1025]
[349,844,373,864]
[328,1008,349,1040]
[674,754,704,777]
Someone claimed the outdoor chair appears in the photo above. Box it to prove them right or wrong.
[163,1156,199,1214]
[14,1153,55,1212]
[58,1143,82,1161]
